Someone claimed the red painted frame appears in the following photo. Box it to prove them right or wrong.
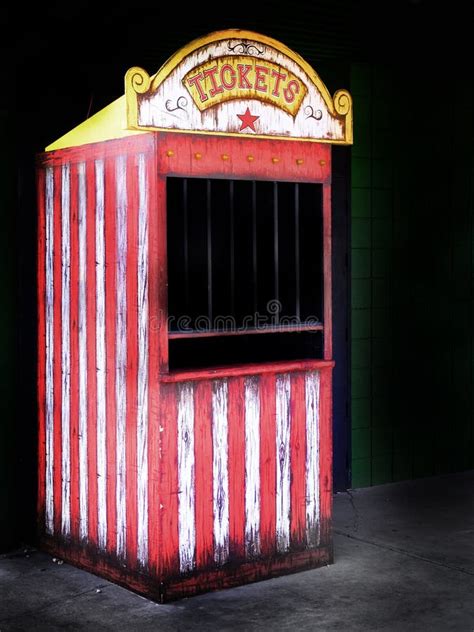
[152,131,332,374]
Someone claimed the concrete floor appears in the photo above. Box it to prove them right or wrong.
[1,471,473,631]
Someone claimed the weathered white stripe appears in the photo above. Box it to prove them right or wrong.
[212,380,229,565]
[136,154,149,566]
[61,163,71,536]
[77,162,88,540]
[305,371,320,546]
[45,167,54,535]
[115,156,127,558]
[178,383,195,572]
[95,159,107,550]
[276,374,291,552]
[244,377,260,557]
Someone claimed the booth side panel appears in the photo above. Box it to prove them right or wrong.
[37,137,157,573]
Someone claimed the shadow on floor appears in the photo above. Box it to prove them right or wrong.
[1,471,473,631]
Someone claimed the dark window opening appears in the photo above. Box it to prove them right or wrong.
[167,177,324,370]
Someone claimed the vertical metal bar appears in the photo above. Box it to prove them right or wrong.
[273,181,279,325]
[294,183,301,321]
[183,179,189,314]
[252,181,258,317]
[207,179,213,325]
[229,180,235,318]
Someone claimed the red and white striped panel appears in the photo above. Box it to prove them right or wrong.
[157,372,321,573]
[39,152,150,565]
[39,153,321,571]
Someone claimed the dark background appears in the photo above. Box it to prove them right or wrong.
[2,1,472,551]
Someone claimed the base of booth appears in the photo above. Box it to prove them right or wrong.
[40,536,333,603]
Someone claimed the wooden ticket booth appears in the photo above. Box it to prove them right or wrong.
[36,30,352,601]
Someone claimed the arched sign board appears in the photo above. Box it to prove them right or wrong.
[126,30,352,144]
[46,29,352,151]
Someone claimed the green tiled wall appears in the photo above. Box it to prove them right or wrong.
[350,64,474,487]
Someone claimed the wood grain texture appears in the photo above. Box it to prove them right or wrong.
[319,367,333,545]
[290,373,307,546]
[194,381,213,569]
[305,371,320,546]
[212,380,229,565]
[275,374,291,552]
[259,373,276,555]
[77,162,89,541]
[52,165,63,537]
[37,167,46,530]
[104,156,117,554]
[323,183,332,359]
[148,154,167,575]
[244,376,260,558]
[156,134,330,183]
[136,152,149,566]
[115,155,128,559]
[137,39,346,142]
[161,359,334,383]
[69,163,80,541]
[60,163,71,537]
[227,377,245,560]
[177,382,195,573]
[45,167,55,535]
[156,382,179,576]
[95,158,107,550]
[125,153,138,566]
[86,159,98,545]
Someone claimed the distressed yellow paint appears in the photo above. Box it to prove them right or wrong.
[183,55,306,117]
[45,97,145,152]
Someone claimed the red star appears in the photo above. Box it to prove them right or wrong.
[237,108,259,132]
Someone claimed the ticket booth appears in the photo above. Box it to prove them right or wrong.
[36,30,352,601]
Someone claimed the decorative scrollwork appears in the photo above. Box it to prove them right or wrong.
[125,67,151,94]
[333,89,352,116]
[305,106,323,121]
[165,96,188,113]
[228,40,265,55]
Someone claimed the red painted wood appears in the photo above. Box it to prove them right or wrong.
[194,381,214,568]
[168,323,323,339]
[147,147,163,574]
[323,183,332,360]
[157,383,179,576]
[52,164,63,536]
[86,160,98,545]
[69,163,80,539]
[156,174,169,373]
[290,373,306,546]
[161,359,335,383]
[37,167,46,524]
[125,154,139,565]
[319,367,333,545]
[227,377,245,559]
[259,373,276,555]
[156,133,331,183]
[40,534,332,603]
[39,134,155,167]
[104,156,117,554]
